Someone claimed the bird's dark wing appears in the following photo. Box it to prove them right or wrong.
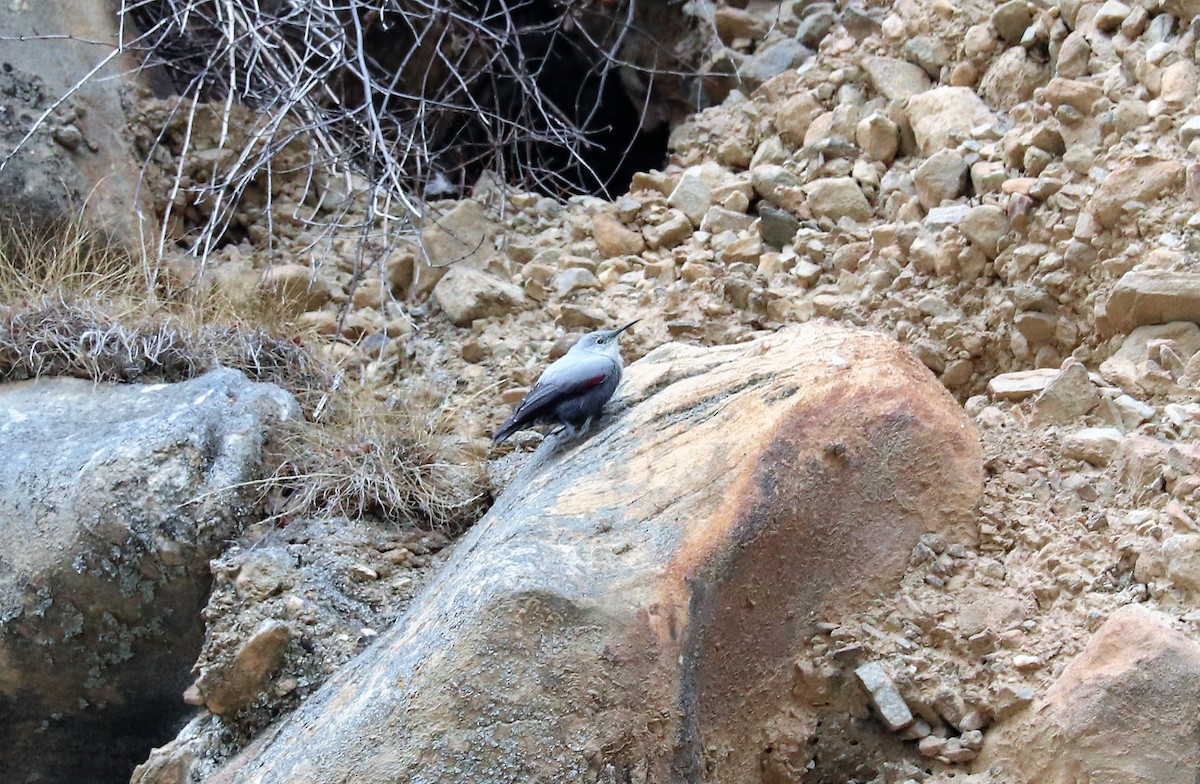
[492,355,615,443]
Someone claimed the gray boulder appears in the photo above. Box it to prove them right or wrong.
[0,368,299,783]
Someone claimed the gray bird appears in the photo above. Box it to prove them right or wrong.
[492,320,639,445]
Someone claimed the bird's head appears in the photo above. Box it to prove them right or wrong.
[571,320,639,360]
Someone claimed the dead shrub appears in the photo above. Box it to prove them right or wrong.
[266,388,491,533]
[116,0,697,255]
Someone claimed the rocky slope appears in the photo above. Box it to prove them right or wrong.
[6,0,1200,780]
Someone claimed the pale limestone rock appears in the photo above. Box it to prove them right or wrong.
[863,56,932,100]
[1161,534,1200,592]
[1055,32,1091,78]
[1160,60,1197,106]
[1031,360,1100,424]
[1093,0,1132,32]
[384,248,416,294]
[593,213,646,258]
[907,87,998,155]
[856,113,900,164]
[979,46,1049,110]
[669,163,732,226]
[1043,78,1103,114]
[960,205,1010,259]
[716,235,764,265]
[751,164,801,203]
[1179,116,1200,147]
[776,92,824,148]
[914,150,968,208]
[1112,394,1155,428]
[1014,311,1057,345]
[414,200,497,296]
[714,5,766,42]
[433,267,527,326]
[805,177,872,222]
[905,35,950,78]
[558,303,609,329]
[925,204,971,229]
[1107,322,1200,371]
[643,209,694,250]
[259,264,331,314]
[554,268,601,298]
[1102,270,1200,335]
[987,368,1059,400]
[700,206,756,234]
[991,0,1033,42]
[750,135,788,168]
[1115,435,1200,495]
[957,588,1029,636]
[1088,159,1183,230]
[980,604,1200,784]
[855,662,914,731]
[1062,427,1123,466]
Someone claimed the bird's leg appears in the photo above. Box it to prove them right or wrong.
[579,416,594,436]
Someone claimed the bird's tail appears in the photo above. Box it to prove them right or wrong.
[491,416,521,445]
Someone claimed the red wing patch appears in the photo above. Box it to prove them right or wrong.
[583,373,606,387]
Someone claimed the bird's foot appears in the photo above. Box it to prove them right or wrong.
[551,418,594,443]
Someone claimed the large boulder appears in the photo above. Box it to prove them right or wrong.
[981,604,1200,784]
[0,368,299,783]
[0,0,160,240]
[201,322,982,784]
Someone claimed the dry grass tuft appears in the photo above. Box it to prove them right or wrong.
[0,216,331,408]
[0,214,149,303]
[267,387,491,533]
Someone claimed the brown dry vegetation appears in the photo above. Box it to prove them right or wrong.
[0,215,317,389]
[266,389,491,533]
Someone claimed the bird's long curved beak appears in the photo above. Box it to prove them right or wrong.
[613,319,639,337]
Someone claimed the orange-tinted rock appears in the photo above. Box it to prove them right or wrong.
[195,620,292,716]
[981,604,1200,784]
[206,322,982,784]
[592,212,646,257]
